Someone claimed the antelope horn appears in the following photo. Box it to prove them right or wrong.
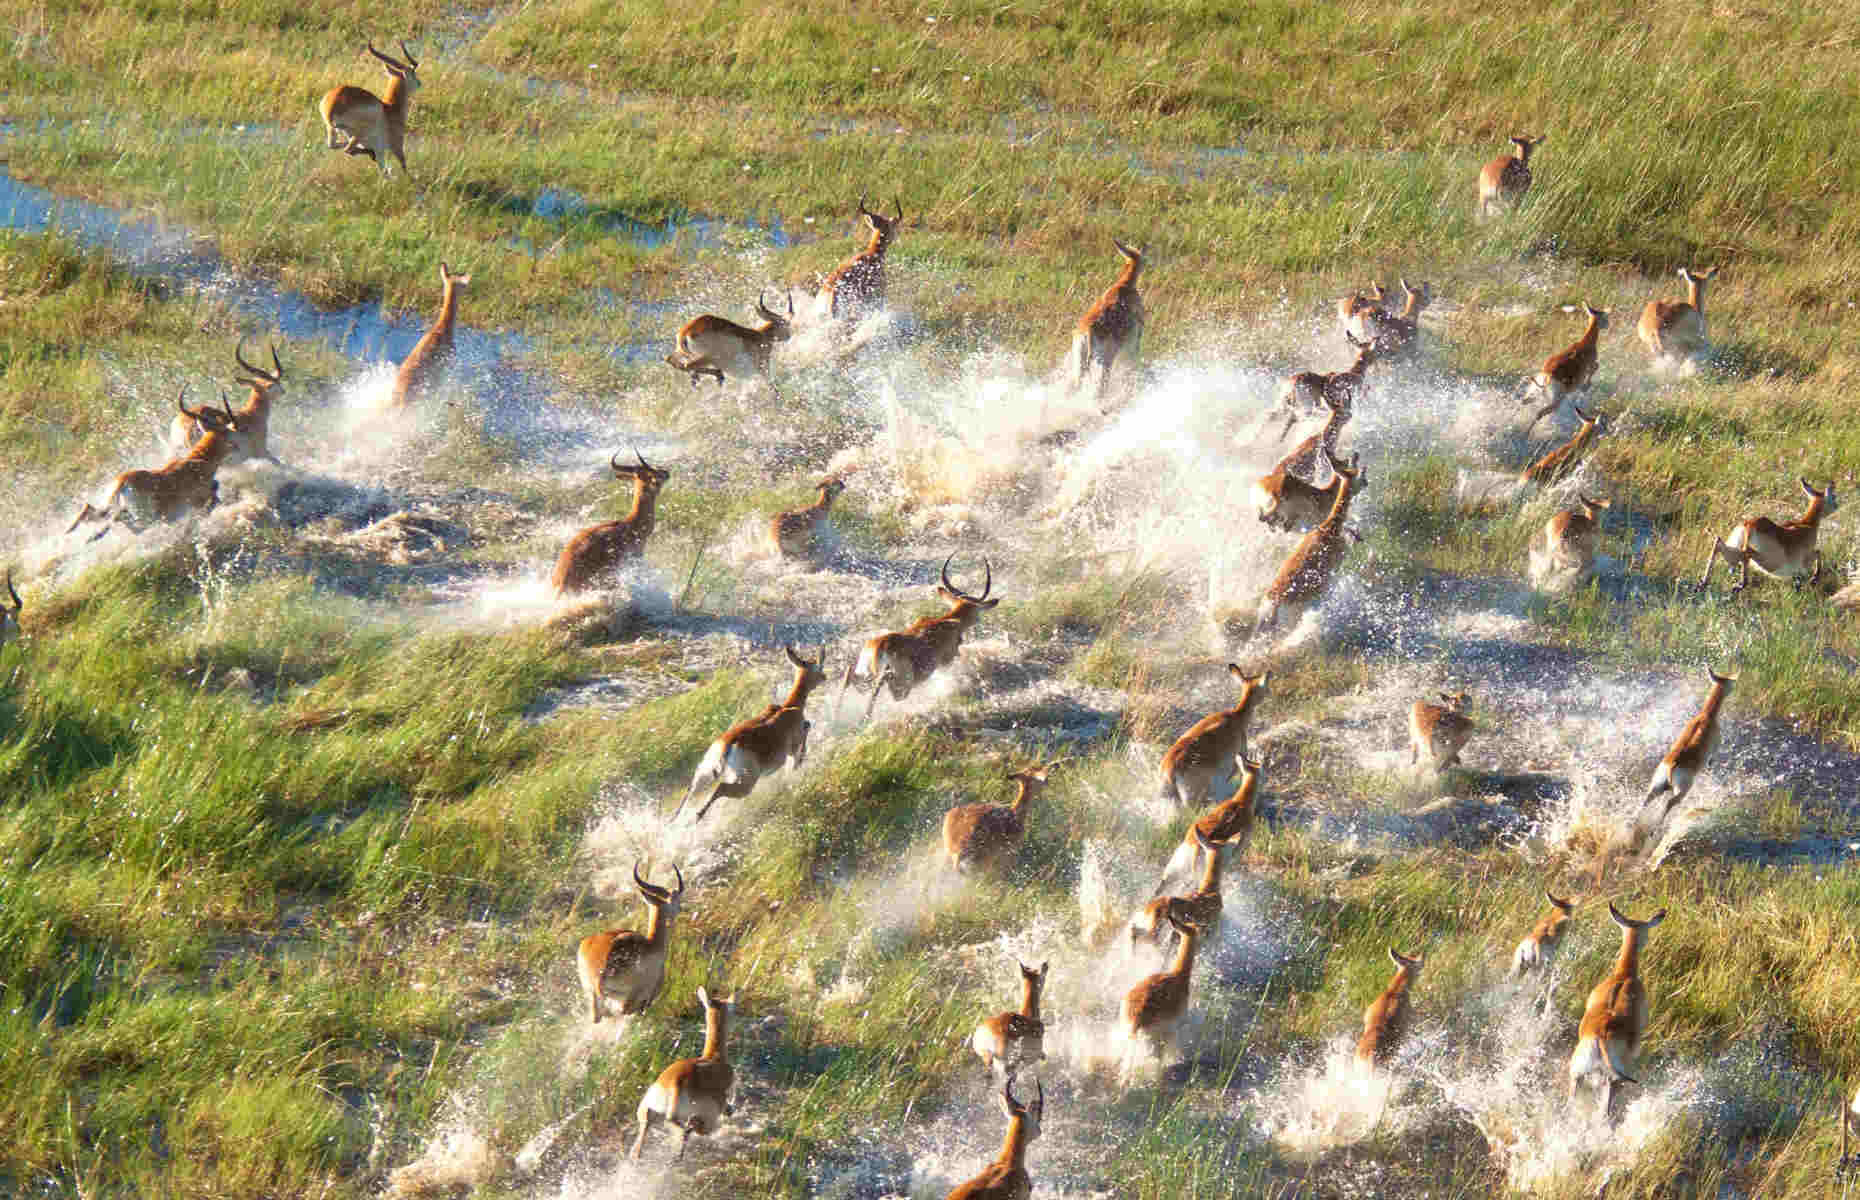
[4,569,19,613]
[786,290,795,316]
[175,385,192,417]
[939,552,957,594]
[220,390,235,418]
[978,556,992,600]
[610,452,625,476]
[856,192,872,217]
[784,643,806,668]
[399,40,418,67]
[633,444,654,471]
[892,196,903,222]
[366,42,400,68]
[234,338,279,382]
[269,342,283,378]
[634,860,670,899]
[671,862,684,895]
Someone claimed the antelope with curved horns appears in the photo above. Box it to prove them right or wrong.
[768,477,846,560]
[836,554,999,722]
[577,861,685,1023]
[1699,478,1839,594]
[666,291,795,397]
[674,645,829,823]
[1254,448,1367,636]
[1159,752,1266,892]
[1477,134,1543,218]
[1511,890,1577,977]
[550,448,671,596]
[1636,668,1734,842]
[1366,278,1432,358]
[1638,267,1719,365]
[1518,404,1606,487]
[1252,393,1350,533]
[1336,281,1389,343]
[1128,828,1236,952]
[1158,665,1268,810]
[1409,691,1475,771]
[1119,911,1204,1076]
[68,387,241,541]
[1569,903,1665,1122]
[946,1077,1043,1200]
[1272,333,1375,441]
[1071,238,1146,405]
[1523,304,1608,433]
[820,194,903,319]
[942,758,1065,876]
[169,340,285,464]
[319,41,421,177]
[632,985,738,1160]
[969,960,1048,1081]
[0,569,22,650]
[1530,494,1610,586]
[1356,948,1424,1067]
[390,263,470,409]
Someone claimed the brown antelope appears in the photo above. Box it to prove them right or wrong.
[1523,305,1608,432]
[942,759,1064,876]
[1254,449,1366,635]
[821,195,903,318]
[1071,239,1146,403]
[632,986,737,1160]
[1478,134,1543,218]
[1530,494,1610,585]
[969,961,1047,1080]
[1272,334,1375,440]
[1409,691,1475,770]
[946,1077,1043,1200]
[766,477,846,559]
[1161,753,1265,890]
[319,41,421,177]
[665,291,795,396]
[1356,948,1424,1068]
[674,646,829,823]
[0,570,21,649]
[1252,394,1350,533]
[1510,890,1577,976]
[1336,281,1389,343]
[68,387,242,541]
[1638,267,1718,364]
[576,862,686,1024]
[836,555,998,722]
[1366,279,1432,357]
[1119,911,1204,1074]
[1569,903,1665,1121]
[1158,666,1268,810]
[550,448,671,596]
[1637,668,1734,840]
[390,263,470,408]
[1128,828,1234,951]
[1698,479,1839,594]
[1518,404,1606,487]
[170,341,284,464]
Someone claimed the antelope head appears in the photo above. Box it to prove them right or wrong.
[178,386,239,436]
[755,290,797,342]
[367,40,421,95]
[635,860,686,921]
[936,553,1000,616]
[1802,477,1840,517]
[783,642,829,691]
[0,569,21,648]
[856,193,904,247]
[612,446,672,491]
[1511,134,1543,160]
[233,339,285,402]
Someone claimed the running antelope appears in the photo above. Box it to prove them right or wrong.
[390,263,470,408]
[1071,239,1146,403]
[820,195,902,318]
[942,759,1064,876]
[1638,267,1718,365]
[836,555,998,722]
[946,1078,1043,1200]
[1254,449,1366,635]
[1477,134,1543,218]
[1336,282,1389,342]
[1530,494,1610,586]
[632,986,737,1160]
[577,862,685,1023]
[1119,911,1204,1075]
[1160,753,1265,890]
[1128,828,1234,951]
[665,292,795,396]
[1253,394,1350,533]
[1518,405,1606,487]
[68,388,242,541]
[550,449,671,596]
[766,477,846,559]
[1409,691,1475,771]
[1523,305,1608,432]
[1272,334,1375,440]
[319,41,421,177]
[1158,665,1268,809]
[170,341,284,464]
[1569,903,1665,1122]
[1366,279,1432,357]
[674,645,828,823]
[1698,479,1839,594]
[0,570,21,649]
[1637,668,1734,841]
[969,961,1047,1080]
[1510,890,1577,976]
[1356,948,1424,1068]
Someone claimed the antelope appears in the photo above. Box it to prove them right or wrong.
[836,554,998,722]
[946,1077,1043,1200]
[0,569,21,649]
[1254,449,1366,635]
[1518,404,1606,487]
[1569,903,1665,1122]
[767,477,846,559]
[1356,948,1424,1068]
[1637,267,1719,365]
[576,862,686,1024]
[1119,911,1204,1075]
[1366,279,1432,357]
[1523,305,1608,433]
[1128,828,1233,951]
[1510,890,1577,977]
[550,448,671,596]
[969,960,1047,1080]
[1335,281,1389,342]
[673,645,829,823]
[1637,668,1734,840]
[1158,666,1268,810]
[170,341,284,464]
[666,291,795,396]
[1477,134,1543,218]
[1272,333,1375,441]
[820,195,903,318]
[319,41,421,177]
[1160,753,1265,892]
[1071,238,1146,403]
[390,263,470,408]
[1530,494,1610,585]
[632,986,738,1160]
[1698,479,1839,594]
[1409,691,1475,770]
[942,759,1064,876]
[1252,393,1351,533]
[67,387,242,541]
